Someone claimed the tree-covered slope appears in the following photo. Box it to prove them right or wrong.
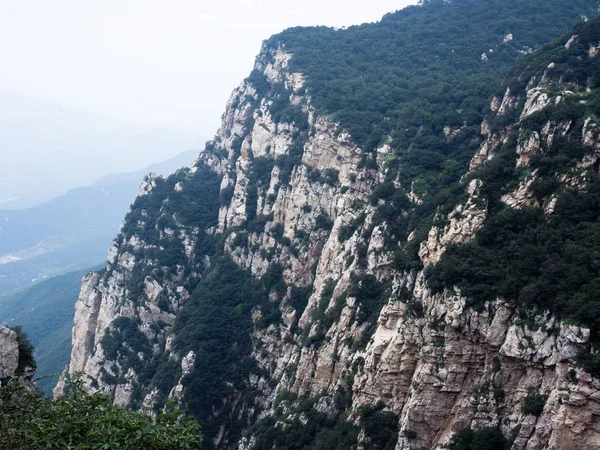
[263,0,600,245]
[426,15,600,370]
[270,0,598,151]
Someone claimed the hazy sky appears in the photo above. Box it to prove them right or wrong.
[0,0,416,137]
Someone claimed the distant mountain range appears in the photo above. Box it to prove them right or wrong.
[0,89,203,209]
[0,149,198,293]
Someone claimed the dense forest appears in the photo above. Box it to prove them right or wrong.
[270,0,597,181]
[260,0,600,272]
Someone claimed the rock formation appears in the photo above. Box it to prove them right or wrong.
[56,4,600,450]
[0,326,19,379]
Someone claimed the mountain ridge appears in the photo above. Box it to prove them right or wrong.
[57,3,600,449]
[0,89,203,209]
[0,150,198,293]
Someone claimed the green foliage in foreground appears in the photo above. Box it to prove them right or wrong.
[0,377,202,450]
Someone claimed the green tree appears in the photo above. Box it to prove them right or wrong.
[448,427,506,450]
[0,376,202,450]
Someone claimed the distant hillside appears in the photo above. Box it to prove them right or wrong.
[0,150,197,397]
[0,150,198,293]
[0,90,203,209]
[92,149,198,187]
[0,267,97,396]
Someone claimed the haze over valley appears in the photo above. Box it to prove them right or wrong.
[0,90,203,208]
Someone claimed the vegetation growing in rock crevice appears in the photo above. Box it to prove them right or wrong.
[100,316,153,383]
[288,285,312,317]
[250,395,359,450]
[171,257,286,448]
[240,74,311,233]
[448,426,507,450]
[357,401,399,450]
[522,391,548,417]
[245,156,276,223]
[10,326,36,375]
[250,395,398,450]
[116,163,222,307]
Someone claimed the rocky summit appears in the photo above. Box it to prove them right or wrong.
[56,1,600,448]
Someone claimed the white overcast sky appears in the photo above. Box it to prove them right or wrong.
[0,0,416,138]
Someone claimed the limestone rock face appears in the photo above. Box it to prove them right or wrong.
[419,178,487,266]
[57,38,600,450]
[520,88,551,119]
[0,326,19,379]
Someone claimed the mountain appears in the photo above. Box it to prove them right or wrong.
[92,150,198,187]
[57,1,600,449]
[0,90,203,209]
[0,150,198,293]
[0,152,196,396]
[0,268,98,396]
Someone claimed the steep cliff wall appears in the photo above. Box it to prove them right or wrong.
[0,326,20,380]
[0,325,35,383]
[57,4,600,450]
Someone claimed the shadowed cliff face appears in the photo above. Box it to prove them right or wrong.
[57,3,600,449]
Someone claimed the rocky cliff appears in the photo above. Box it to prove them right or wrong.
[0,326,20,380]
[57,2,600,449]
[0,326,35,383]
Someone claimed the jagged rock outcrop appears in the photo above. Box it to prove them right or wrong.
[57,5,600,450]
[0,326,19,379]
[0,325,35,386]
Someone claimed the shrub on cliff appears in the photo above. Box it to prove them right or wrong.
[448,426,506,450]
[522,391,548,417]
